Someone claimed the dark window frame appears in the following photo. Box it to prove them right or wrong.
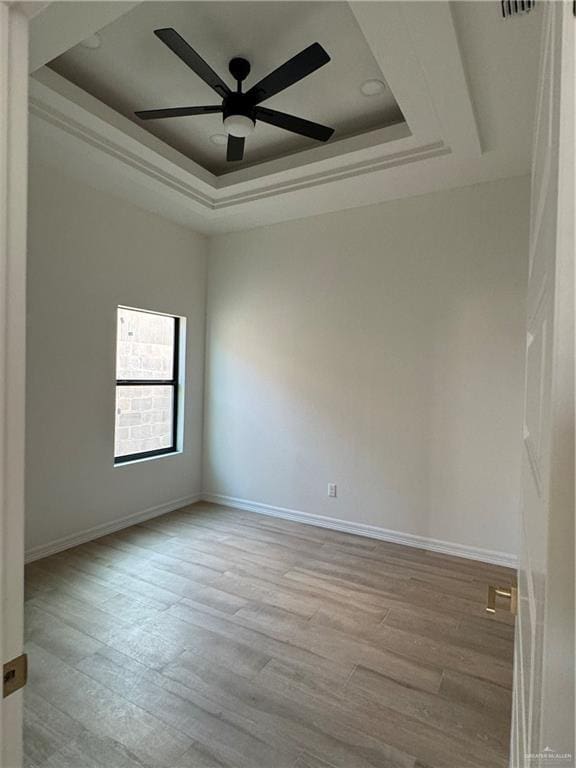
[114,309,180,464]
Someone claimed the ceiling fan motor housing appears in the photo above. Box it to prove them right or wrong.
[223,92,256,121]
[222,93,256,136]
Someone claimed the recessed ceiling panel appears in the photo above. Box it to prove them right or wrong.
[49,1,405,174]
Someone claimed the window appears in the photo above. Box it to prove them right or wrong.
[114,307,181,463]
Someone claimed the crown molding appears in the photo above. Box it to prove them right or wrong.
[214,142,451,209]
[30,69,451,215]
[29,95,216,212]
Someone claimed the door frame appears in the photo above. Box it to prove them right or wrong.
[0,3,138,762]
[510,2,575,766]
[0,3,29,765]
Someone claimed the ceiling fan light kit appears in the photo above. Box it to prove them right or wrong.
[223,115,255,138]
[135,28,335,162]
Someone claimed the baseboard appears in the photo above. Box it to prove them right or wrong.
[202,492,518,569]
[25,489,518,569]
[25,493,203,563]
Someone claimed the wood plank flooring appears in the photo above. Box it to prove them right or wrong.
[24,502,516,768]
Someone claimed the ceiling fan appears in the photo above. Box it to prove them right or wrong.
[135,28,335,162]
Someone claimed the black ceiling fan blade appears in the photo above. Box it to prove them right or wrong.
[227,135,245,161]
[245,42,330,105]
[154,28,231,98]
[135,105,223,120]
[255,106,334,142]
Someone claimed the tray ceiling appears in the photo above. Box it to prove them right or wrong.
[49,1,405,175]
[29,1,542,235]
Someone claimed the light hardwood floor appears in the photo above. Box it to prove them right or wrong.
[24,503,516,768]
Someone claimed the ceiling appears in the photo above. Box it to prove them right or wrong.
[451,0,541,163]
[29,1,543,235]
[49,2,405,175]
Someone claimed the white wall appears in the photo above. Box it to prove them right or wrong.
[26,161,207,552]
[204,177,529,560]
[26,170,529,561]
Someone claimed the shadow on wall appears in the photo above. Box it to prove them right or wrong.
[203,177,528,559]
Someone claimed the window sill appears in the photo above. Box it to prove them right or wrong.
[114,450,182,468]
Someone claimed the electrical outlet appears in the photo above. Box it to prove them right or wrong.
[328,483,337,498]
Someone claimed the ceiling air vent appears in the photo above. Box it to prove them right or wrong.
[500,0,536,18]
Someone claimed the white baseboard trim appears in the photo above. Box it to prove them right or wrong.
[25,493,203,563]
[25,490,518,569]
[202,492,518,569]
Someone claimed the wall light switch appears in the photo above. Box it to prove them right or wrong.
[328,483,337,498]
